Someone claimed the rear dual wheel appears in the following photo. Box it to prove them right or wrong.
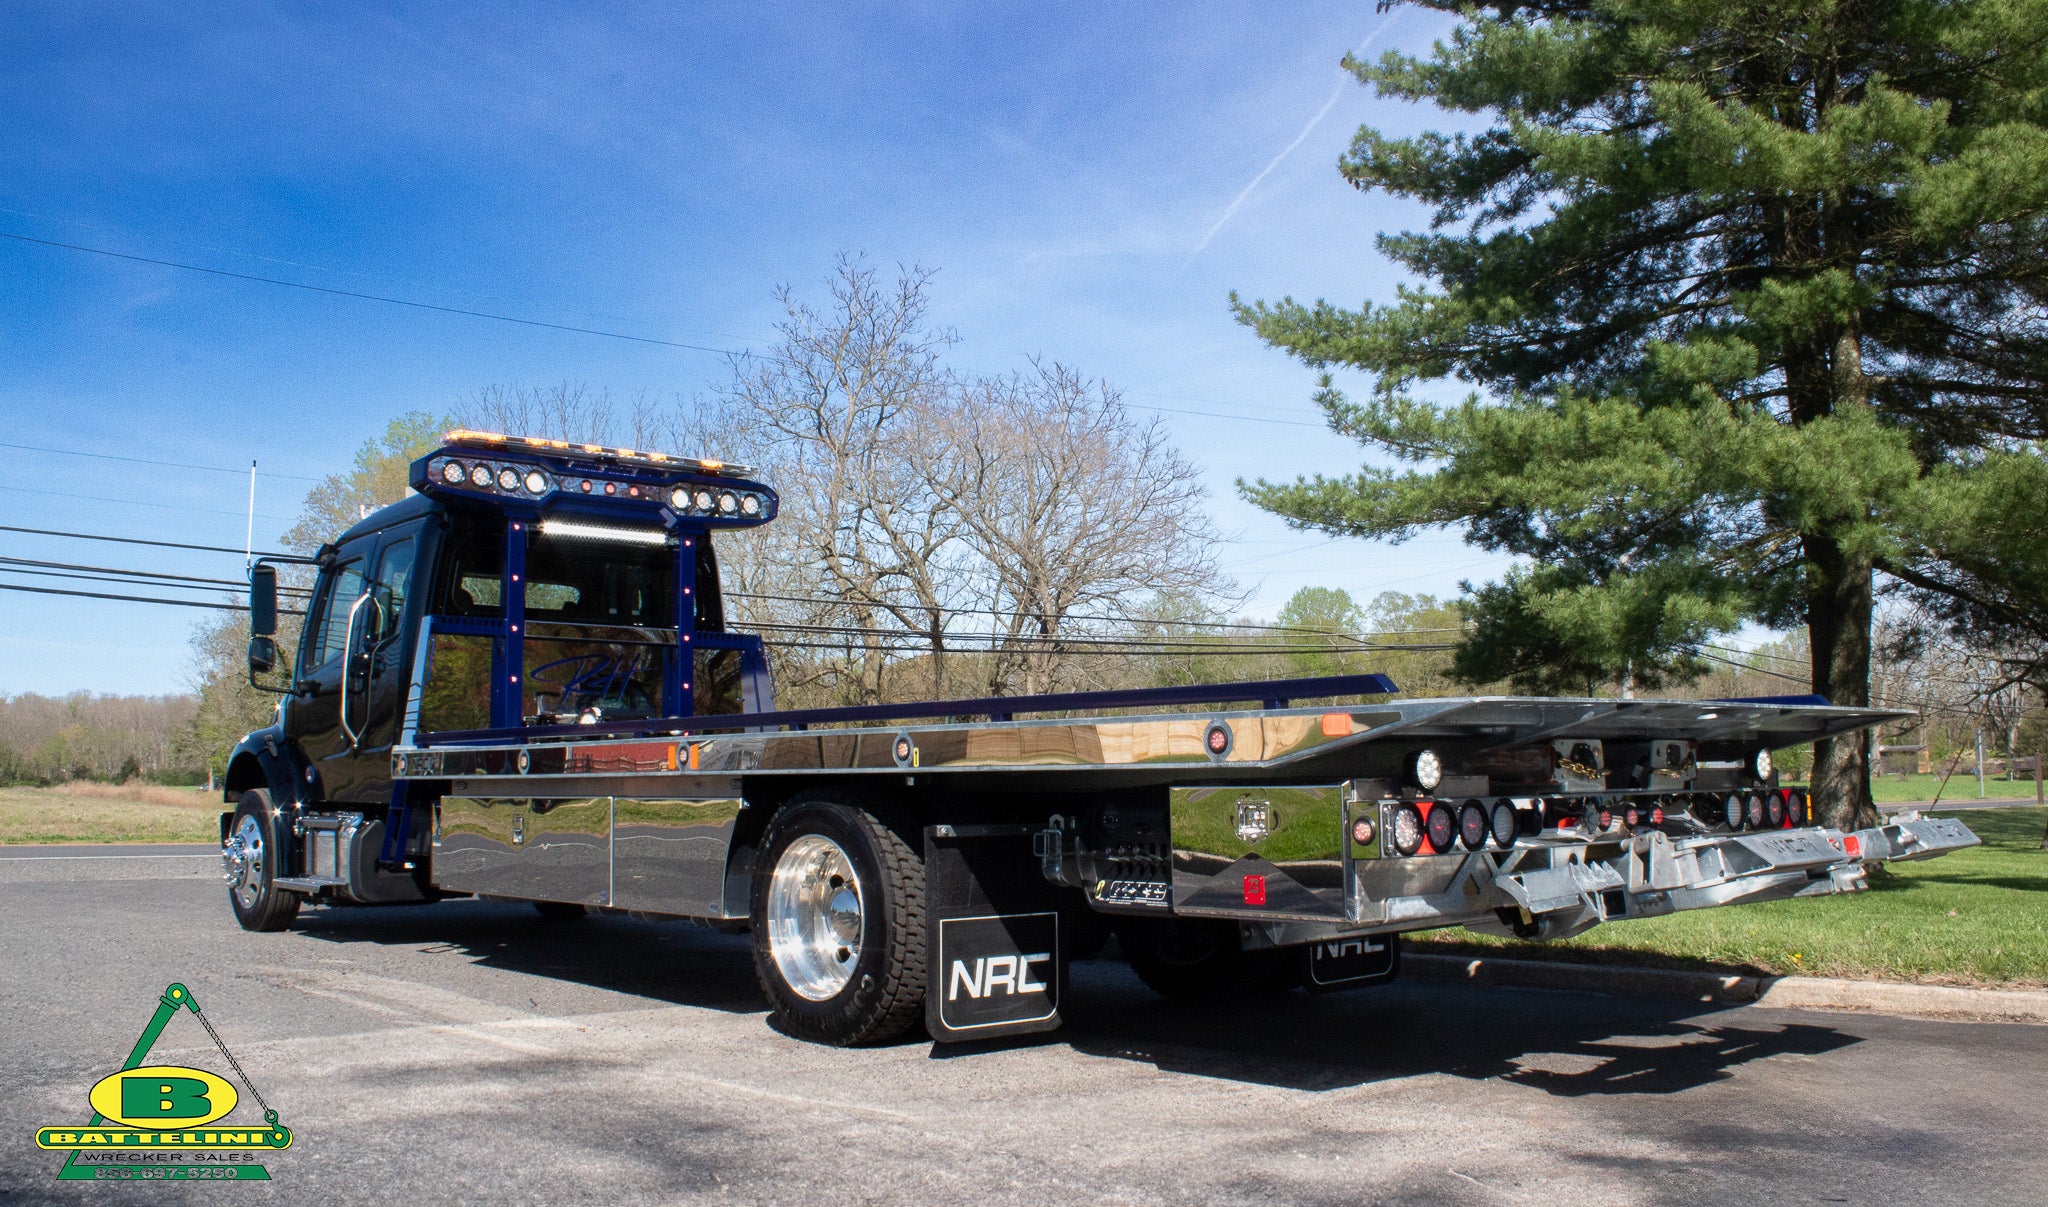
[1116,916,1299,1001]
[749,795,927,1046]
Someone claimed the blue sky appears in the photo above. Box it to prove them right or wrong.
[0,1,1517,697]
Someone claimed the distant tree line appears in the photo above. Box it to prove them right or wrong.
[0,692,203,785]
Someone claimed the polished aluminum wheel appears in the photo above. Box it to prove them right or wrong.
[224,813,265,908]
[765,834,866,1001]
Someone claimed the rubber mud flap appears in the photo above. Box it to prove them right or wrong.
[924,828,1066,1042]
[1300,932,1400,993]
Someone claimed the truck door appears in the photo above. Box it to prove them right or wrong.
[288,530,421,802]
[288,542,370,798]
[347,532,421,798]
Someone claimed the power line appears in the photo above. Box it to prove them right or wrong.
[0,230,745,359]
[0,554,260,590]
[0,581,303,615]
[1,229,1331,432]
[0,441,322,482]
[0,482,296,523]
[0,525,290,558]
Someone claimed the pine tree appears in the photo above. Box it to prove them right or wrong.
[1235,0,2048,828]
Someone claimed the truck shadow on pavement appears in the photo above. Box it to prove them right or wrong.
[290,901,1862,1097]
[1018,961,1863,1097]
[289,899,772,1016]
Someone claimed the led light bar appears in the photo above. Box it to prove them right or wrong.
[536,519,669,545]
[445,429,755,479]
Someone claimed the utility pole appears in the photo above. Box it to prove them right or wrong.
[244,460,257,572]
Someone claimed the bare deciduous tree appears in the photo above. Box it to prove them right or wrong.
[937,362,1229,695]
[714,258,967,704]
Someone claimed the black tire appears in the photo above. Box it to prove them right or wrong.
[531,901,588,920]
[225,790,300,933]
[749,795,926,1046]
[1117,917,1298,1001]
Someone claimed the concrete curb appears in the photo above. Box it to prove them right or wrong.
[1404,953,2048,1025]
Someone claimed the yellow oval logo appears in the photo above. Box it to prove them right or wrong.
[88,1066,238,1128]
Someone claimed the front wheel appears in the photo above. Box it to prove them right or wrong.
[223,790,300,932]
[749,796,926,1045]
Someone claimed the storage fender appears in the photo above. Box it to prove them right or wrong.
[220,728,311,864]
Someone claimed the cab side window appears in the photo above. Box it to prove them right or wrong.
[372,539,416,641]
[306,559,365,670]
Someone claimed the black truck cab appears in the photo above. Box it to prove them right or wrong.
[224,430,777,821]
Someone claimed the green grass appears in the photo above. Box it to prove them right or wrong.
[1868,771,2043,804]
[1410,806,2048,986]
[0,783,224,845]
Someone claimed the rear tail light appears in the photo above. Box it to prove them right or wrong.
[1766,793,1787,828]
[1458,801,1489,850]
[1425,802,1457,854]
[1746,793,1767,829]
[1488,801,1518,848]
[1390,804,1425,857]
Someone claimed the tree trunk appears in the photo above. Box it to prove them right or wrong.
[1806,532,1880,831]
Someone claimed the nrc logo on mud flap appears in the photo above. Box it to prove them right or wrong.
[1303,933,1400,992]
[934,912,1060,1035]
[948,953,1050,1000]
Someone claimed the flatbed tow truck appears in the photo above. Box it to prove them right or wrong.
[220,430,1979,1045]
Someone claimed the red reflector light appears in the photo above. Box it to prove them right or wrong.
[1320,712,1352,737]
[1243,875,1267,905]
[1651,806,1665,825]
[1844,835,1862,859]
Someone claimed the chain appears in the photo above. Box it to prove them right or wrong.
[191,1004,275,1124]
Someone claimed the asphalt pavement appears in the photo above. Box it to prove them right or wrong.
[4,845,2045,1206]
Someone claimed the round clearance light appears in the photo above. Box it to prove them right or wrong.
[1351,817,1376,847]
[1410,748,1444,792]
[692,489,714,512]
[1623,803,1643,829]
[1597,806,1614,830]
[497,467,520,491]
[1458,800,1488,850]
[1723,794,1746,829]
[1424,802,1456,854]
[580,479,593,493]
[469,464,493,488]
[740,493,761,516]
[1746,793,1767,829]
[1390,804,1424,857]
[718,491,738,514]
[1766,793,1786,828]
[440,460,466,485]
[1753,748,1774,781]
[670,486,690,510]
[603,482,617,495]
[524,470,548,494]
[1489,800,1518,848]
[1651,804,1666,826]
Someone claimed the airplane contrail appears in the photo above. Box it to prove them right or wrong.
[1188,12,1403,261]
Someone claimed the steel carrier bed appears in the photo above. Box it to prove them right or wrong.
[219,431,1978,1045]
